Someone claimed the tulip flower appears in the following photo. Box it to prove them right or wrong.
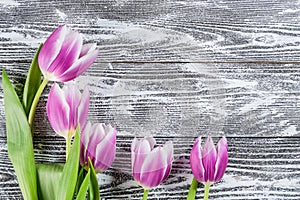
[28,24,98,128]
[38,24,98,82]
[46,82,89,159]
[80,121,117,173]
[187,136,228,200]
[131,136,173,200]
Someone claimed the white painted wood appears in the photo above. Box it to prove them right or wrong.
[0,0,300,199]
[0,136,299,199]
[1,0,300,62]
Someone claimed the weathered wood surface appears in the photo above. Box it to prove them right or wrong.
[0,0,300,199]
[2,63,300,138]
[0,136,299,199]
[1,0,300,62]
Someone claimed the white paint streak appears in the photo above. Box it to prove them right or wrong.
[0,0,19,6]
[90,19,209,60]
[280,119,290,126]
[117,180,137,189]
[182,63,213,75]
[97,173,114,185]
[239,95,277,115]
[55,9,67,19]
[222,78,257,89]
[279,8,300,14]
[0,30,44,46]
[272,177,300,188]
[281,125,298,136]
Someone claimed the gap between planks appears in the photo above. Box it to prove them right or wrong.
[100,61,300,64]
[97,61,300,65]
[2,60,300,65]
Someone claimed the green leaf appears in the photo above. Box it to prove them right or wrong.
[22,44,43,116]
[2,69,38,200]
[56,127,80,200]
[75,167,85,195]
[36,164,64,200]
[75,169,90,200]
[88,158,99,200]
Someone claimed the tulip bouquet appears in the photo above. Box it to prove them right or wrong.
[2,24,110,200]
[2,24,228,200]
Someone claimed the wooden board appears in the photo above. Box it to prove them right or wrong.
[0,0,300,199]
[2,63,300,137]
[0,136,299,199]
[1,0,300,62]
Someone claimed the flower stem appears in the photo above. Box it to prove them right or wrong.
[187,177,198,200]
[66,136,71,160]
[203,183,210,200]
[142,189,149,200]
[28,78,49,129]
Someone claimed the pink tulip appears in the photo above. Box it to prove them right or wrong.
[80,122,117,173]
[131,136,173,189]
[190,136,228,184]
[46,83,89,138]
[38,24,98,82]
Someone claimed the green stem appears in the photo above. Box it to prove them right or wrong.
[28,78,49,129]
[203,183,210,200]
[66,136,71,160]
[187,178,198,200]
[142,189,149,200]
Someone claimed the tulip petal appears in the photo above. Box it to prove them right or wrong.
[46,83,70,138]
[164,141,174,164]
[38,25,67,74]
[139,147,168,188]
[132,138,154,171]
[86,123,105,163]
[131,137,138,174]
[103,125,117,145]
[62,83,82,133]
[80,43,97,57]
[190,137,205,182]
[80,123,117,173]
[139,168,167,189]
[58,48,98,82]
[94,128,117,171]
[144,136,156,150]
[202,136,217,182]
[78,86,89,131]
[62,83,82,106]
[80,121,92,166]
[48,30,83,79]
[214,137,228,182]
[161,141,173,182]
[141,147,168,172]
[131,137,155,182]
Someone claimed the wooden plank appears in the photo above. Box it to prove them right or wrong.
[1,62,300,137]
[0,136,299,199]
[0,1,299,199]
[1,0,300,62]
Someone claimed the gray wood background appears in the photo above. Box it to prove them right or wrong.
[0,0,300,199]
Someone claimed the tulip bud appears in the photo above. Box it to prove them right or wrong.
[80,121,117,173]
[38,24,98,82]
[131,136,173,189]
[190,136,228,184]
[46,82,89,138]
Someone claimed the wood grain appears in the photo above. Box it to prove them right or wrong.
[0,136,299,199]
[1,0,300,62]
[2,62,300,137]
[1,62,300,198]
[1,0,300,199]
